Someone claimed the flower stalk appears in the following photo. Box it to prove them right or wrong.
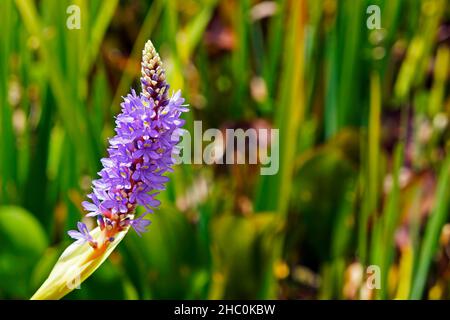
[31,40,188,300]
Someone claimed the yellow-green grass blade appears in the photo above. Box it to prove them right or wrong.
[410,154,450,299]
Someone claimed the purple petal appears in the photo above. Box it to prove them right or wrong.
[82,201,98,212]
[67,230,84,240]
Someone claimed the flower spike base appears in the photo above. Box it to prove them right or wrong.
[31,224,130,300]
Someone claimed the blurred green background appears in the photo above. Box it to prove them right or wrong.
[0,0,449,299]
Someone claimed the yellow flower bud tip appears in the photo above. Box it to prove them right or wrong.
[140,41,169,106]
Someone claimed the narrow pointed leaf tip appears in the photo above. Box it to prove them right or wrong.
[31,40,188,300]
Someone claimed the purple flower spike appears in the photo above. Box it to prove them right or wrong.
[68,40,188,245]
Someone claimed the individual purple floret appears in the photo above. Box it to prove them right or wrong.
[130,213,152,237]
[68,222,94,244]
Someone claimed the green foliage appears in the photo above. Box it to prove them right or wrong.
[0,206,48,297]
[0,0,449,299]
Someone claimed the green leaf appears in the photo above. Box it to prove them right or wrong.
[211,213,276,299]
[411,155,450,299]
[0,206,48,298]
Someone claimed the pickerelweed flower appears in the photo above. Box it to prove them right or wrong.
[31,40,188,300]
[68,40,187,249]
